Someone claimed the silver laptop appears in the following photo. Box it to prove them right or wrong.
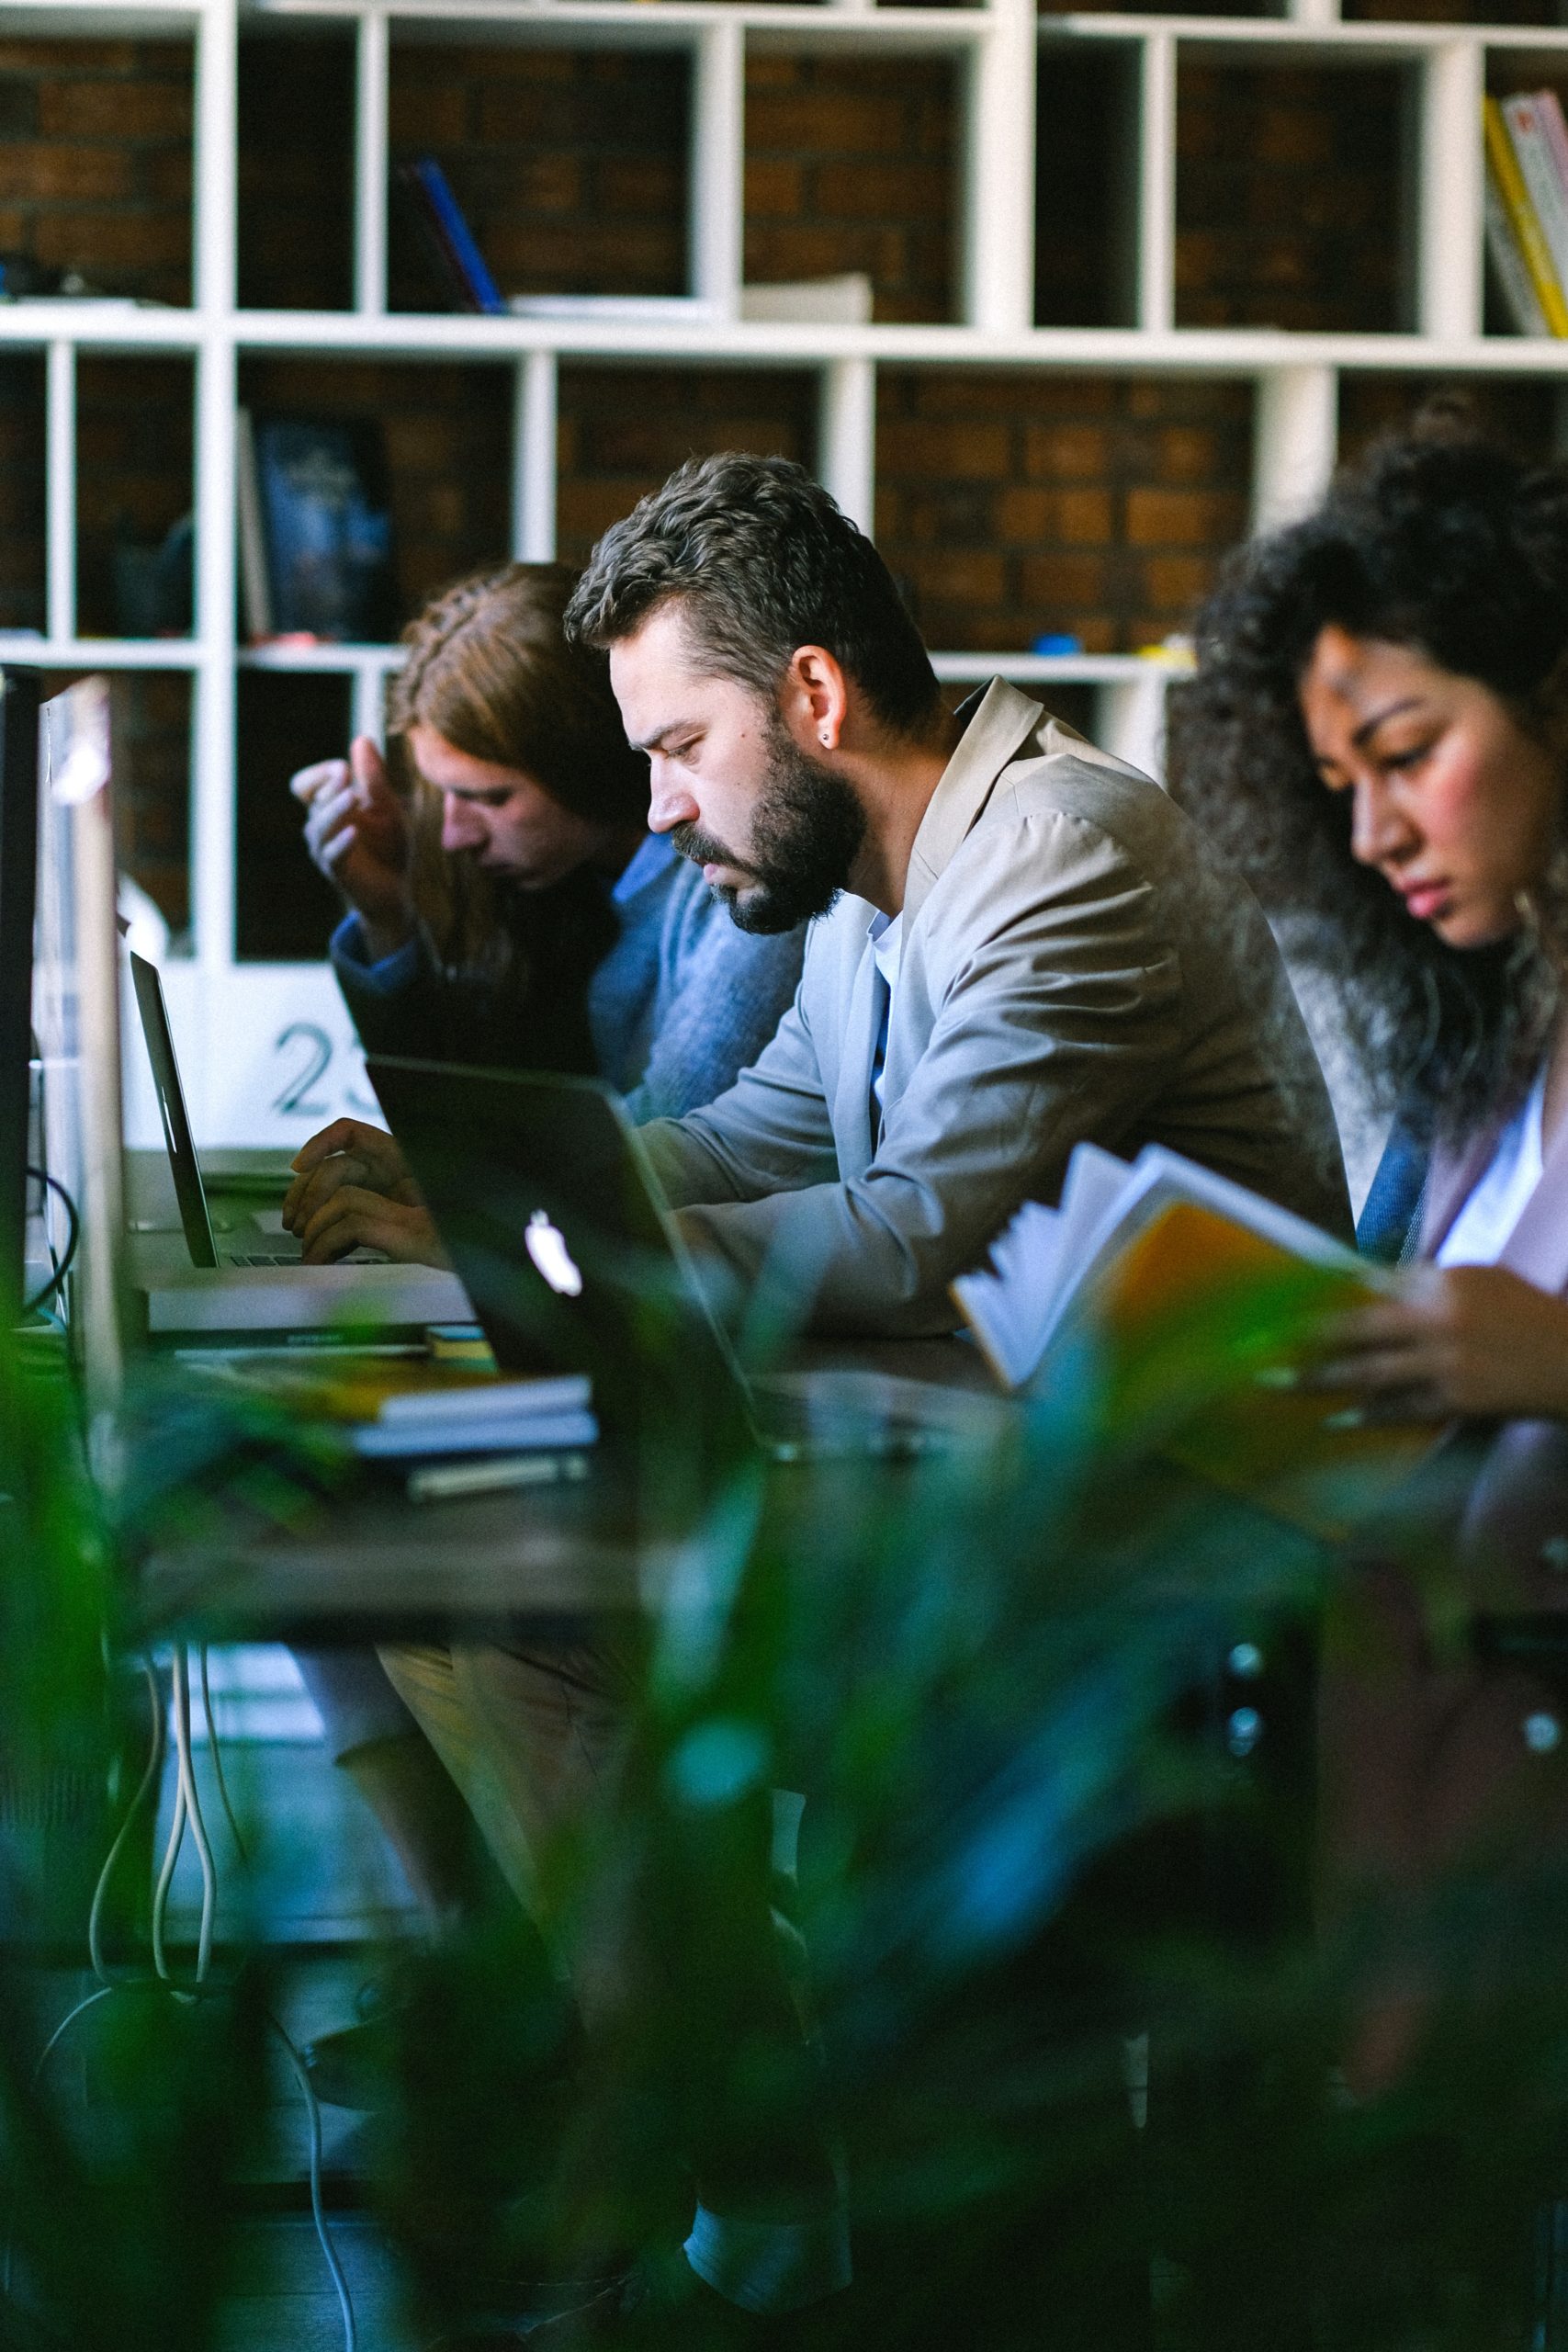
[127,950,469,1338]
[366,1057,1012,1466]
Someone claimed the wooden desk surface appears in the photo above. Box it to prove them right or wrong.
[133,1336,1010,1643]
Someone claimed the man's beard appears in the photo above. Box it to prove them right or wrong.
[671,722,866,935]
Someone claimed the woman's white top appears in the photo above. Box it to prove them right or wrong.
[1436,1063,1549,1269]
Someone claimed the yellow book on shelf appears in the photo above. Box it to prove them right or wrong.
[1483,96,1568,337]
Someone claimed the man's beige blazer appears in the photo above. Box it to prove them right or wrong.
[639,679,1350,1339]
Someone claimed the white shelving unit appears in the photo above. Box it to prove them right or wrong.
[2,0,1561,1141]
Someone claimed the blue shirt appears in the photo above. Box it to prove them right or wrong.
[332,832,805,1125]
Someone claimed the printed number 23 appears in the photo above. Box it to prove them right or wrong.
[271,1022,333,1117]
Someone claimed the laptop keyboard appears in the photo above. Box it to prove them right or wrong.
[222,1248,389,1268]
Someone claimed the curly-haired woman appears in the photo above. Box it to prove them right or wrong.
[1172,417,1568,2085]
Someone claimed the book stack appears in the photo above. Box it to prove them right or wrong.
[1483,91,1568,337]
[184,1350,598,1499]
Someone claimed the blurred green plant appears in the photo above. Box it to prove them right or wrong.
[4,1281,1568,2352]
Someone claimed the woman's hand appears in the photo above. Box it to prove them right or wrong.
[1314,1264,1568,1423]
[291,736,412,957]
[296,1188,450,1269]
[283,1119,421,1238]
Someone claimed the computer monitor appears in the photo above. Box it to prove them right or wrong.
[0,670,41,1324]
[31,679,126,1421]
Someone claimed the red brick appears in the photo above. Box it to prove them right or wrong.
[743,155,804,219]
[1125,487,1244,548]
[1023,422,1112,480]
[39,74,188,139]
[879,419,1010,481]
[745,92,908,157]
[814,159,949,219]
[389,82,468,149]
[1018,552,1111,609]
[0,140,130,199]
[1143,555,1216,613]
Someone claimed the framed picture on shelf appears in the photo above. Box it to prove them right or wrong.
[243,413,397,644]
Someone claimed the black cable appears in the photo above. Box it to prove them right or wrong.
[23,1168,77,1316]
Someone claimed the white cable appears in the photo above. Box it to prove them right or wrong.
[87,1656,164,1984]
[198,1646,248,1865]
[267,2014,358,2352]
[23,1657,355,2352]
[151,1646,216,1985]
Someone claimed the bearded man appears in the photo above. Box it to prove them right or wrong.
[565,451,1349,1337]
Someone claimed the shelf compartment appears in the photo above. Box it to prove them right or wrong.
[235,665,354,963]
[0,351,44,634]
[1035,42,1138,326]
[238,26,355,313]
[236,352,513,635]
[386,33,694,311]
[76,349,193,640]
[1176,51,1416,333]
[555,359,819,565]
[0,32,194,308]
[874,365,1251,653]
[744,49,961,322]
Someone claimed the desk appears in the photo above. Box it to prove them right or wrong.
[132,1334,1010,1645]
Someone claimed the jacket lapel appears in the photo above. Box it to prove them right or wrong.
[1500,1094,1568,1295]
[903,680,1042,932]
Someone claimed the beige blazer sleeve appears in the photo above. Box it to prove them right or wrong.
[640,806,1192,1340]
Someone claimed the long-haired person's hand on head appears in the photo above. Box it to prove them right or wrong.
[283,1117,421,1238]
[290,735,414,956]
[1314,1263,1568,1423]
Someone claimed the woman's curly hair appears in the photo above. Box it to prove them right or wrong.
[1168,413,1568,1137]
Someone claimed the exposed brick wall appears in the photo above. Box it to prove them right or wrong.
[388,44,690,308]
[0,39,191,302]
[1338,374,1564,464]
[1176,62,1407,332]
[875,371,1253,654]
[744,55,957,323]
[557,365,818,566]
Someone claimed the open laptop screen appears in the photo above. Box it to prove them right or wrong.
[0,669,40,1322]
[128,949,218,1270]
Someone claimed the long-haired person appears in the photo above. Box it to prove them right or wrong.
[281,564,806,2097]
[1171,421,1568,2087]
[286,560,807,1262]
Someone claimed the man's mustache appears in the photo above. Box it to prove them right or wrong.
[670,820,754,878]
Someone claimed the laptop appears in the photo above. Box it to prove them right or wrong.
[127,951,470,1337]
[365,1056,1012,1467]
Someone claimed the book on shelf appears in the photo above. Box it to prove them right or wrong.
[247,416,396,645]
[739,273,874,324]
[1483,92,1568,336]
[397,156,505,317]
[504,292,719,322]
[234,406,273,643]
[952,1142,1440,1538]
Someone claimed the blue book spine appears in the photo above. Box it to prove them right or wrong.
[412,157,504,316]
